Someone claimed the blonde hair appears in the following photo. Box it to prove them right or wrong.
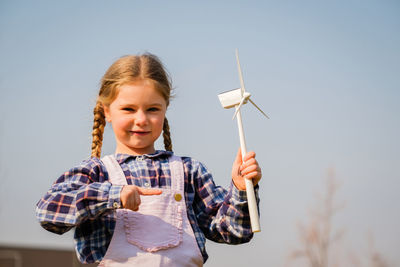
[91,53,173,158]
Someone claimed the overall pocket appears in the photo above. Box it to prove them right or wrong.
[123,199,183,252]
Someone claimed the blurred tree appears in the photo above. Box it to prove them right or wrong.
[287,169,393,267]
[288,168,345,267]
[367,233,390,267]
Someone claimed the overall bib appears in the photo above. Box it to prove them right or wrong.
[99,155,203,267]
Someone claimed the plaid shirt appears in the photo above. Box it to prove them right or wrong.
[36,150,259,264]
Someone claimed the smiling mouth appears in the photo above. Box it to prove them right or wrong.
[130,131,150,136]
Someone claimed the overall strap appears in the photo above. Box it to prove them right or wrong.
[101,155,128,185]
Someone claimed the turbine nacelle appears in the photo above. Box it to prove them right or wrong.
[218,87,269,120]
[218,88,251,109]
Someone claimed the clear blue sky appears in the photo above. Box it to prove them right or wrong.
[0,1,399,266]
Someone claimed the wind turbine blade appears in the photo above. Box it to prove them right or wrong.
[232,96,246,120]
[236,49,246,96]
[249,98,270,119]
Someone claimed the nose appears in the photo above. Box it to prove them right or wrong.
[135,109,148,126]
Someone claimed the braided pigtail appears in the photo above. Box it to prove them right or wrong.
[91,101,106,158]
[163,117,172,152]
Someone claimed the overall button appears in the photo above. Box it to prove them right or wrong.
[144,182,151,188]
[174,193,182,202]
[113,202,120,209]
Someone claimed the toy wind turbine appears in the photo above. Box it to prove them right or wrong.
[218,49,269,233]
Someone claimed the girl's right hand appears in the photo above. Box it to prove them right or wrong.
[120,185,162,211]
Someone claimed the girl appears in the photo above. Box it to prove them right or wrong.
[36,53,262,266]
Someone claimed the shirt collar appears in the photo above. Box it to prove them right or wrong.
[114,150,173,164]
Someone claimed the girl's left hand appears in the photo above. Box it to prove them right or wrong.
[232,148,262,191]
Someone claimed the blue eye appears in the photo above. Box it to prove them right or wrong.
[148,107,160,112]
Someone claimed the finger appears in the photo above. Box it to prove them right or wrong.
[245,172,261,185]
[243,151,256,162]
[240,158,257,171]
[135,191,141,208]
[239,159,260,173]
[137,188,163,196]
[125,196,138,211]
[240,164,258,176]
[243,170,261,181]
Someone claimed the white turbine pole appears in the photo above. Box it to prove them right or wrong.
[235,49,261,232]
[235,102,261,233]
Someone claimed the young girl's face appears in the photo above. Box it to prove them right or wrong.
[104,80,167,155]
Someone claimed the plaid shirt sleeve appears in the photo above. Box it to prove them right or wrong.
[190,159,260,244]
[35,157,123,234]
